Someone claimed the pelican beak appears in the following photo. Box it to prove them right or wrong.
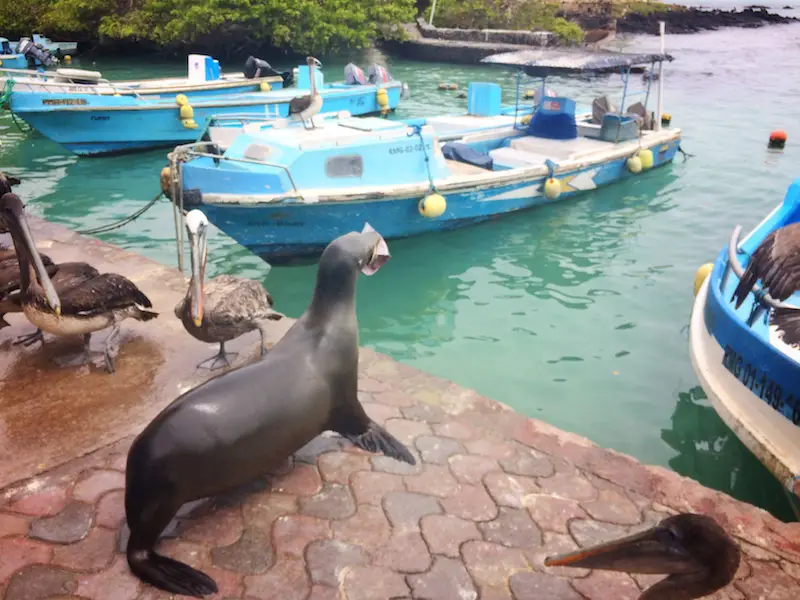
[360,222,390,276]
[9,201,61,314]
[544,524,696,576]
[188,224,206,327]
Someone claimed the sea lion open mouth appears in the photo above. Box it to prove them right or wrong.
[360,222,390,276]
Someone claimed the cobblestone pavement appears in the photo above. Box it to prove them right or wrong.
[2,346,800,599]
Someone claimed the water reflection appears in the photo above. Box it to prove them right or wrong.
[663,385,798,523]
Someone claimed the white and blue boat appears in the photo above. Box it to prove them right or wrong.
[690,177,800,501]
[0,36,59,70]
[8,33,78,57]
[6,56,404,156]
[165,46,681,264]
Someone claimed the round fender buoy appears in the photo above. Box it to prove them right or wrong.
[260,81,271,92]
[524,89,535,99]
[627,155,643,174]
[438,82,447,90]
[160,166,173,197]
[661,113,672,126]
[769,130,787,150]
[64,55,72,63]
[419,193,446,218]
[175,93,189,106]
[376,88,389,115]
[694,263,714,296]
[639,149,654,170]
[182,118,198,130]
[180,104,194,119]
[544,178,561,200]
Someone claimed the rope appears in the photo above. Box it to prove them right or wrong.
[76,191,163,235]
[407,124,436,193]
[677,145,695,161]
[0,79,14,109]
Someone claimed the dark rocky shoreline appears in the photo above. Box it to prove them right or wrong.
[617,6,797,35]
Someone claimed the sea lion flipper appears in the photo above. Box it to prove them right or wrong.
[342,420,417,465]
[128,550,218,597]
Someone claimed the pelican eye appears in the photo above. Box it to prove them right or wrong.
[655,526,681,545]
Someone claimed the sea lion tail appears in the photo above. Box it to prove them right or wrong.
[127,548,218,598]
[345,421,417,465]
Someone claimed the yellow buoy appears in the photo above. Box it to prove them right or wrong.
[627,155,643,174]
[182,119,198,130]
[661,113,672,126]
[544,178,561,200]
[260,81,271,92]
[520,115,531,126]
[160,166,173,197]
[418,193,446,218]
[64,55,72,63]
[175,93,189,106]
[694,263,714,296]
[0,60,3,66]
[639,149,654,170]
[524,90,535,99]
[180,104,194,119]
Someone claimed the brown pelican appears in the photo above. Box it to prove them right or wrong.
[732,222,800,345]
[545,513,741,599]
[0,251,57,332]
[288,56,323,129]
[0,193,159,372]
[175,209,284,370]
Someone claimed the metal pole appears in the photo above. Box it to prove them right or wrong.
[656,21,665,131]
[429,0,438,26]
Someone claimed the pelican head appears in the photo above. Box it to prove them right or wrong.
[0,193,61,315]
[544,514,741,599]
[307,56,322,69]
[185,209,209,327]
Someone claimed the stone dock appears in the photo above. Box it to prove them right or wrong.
[1,217,799,600]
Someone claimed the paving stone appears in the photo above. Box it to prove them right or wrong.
[8,487,67,517]
[350,471,404,506]
[107,452,128,472]
[77,555,141,600]
[404,464,459,498]
[509,571,582,600]
[374,530,432,573]
[307,539,368,587]
[318,452,372,485]
[308,584,342,600]
[358,376,391,393]
[244,556,309,600]
[569,519,632,549]
[441,484,498,522]
[270,463,323,496]
[527,531,591,578]
[433,421,478,441]
[0,512,29,537]
[536,472,596,502]
[414,436,465,465]
[181,506,244,547]
[479,507,542,551]
[341,565,410,600]
[735,560,799,599]
[52,527,116,571]
[372,390,415,408]
[581,489,642,526]
[464,439,517,460]
[295,435,348,465]
[211,526,273,574]
[383,491,441,530]
[420,514,481,558]
[366,403,403,425]
[570,570,641,600]
[484,471,540,509]
[199,566,243,598]
[384,418,431,445]
[401,403,448,423]
[371,453,422,475]
[272,514,331,558]
[157,539,209,571]
[449,455,501,485]
[525,494,587,534]
[95,490,125,529]
[462,540,530,590]
[30,501,93,544]
[0,537,53,585]
[331,504,391,552]
[241,492,297,531]
[500,447,555,478]
[407,556,478,600]
[781,560,800,582]
[72,470,126,504]
[4,565,79,600]
[299,484,356,519]
[738,539,781,561]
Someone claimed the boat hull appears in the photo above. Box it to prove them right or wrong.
[9,82,403,156]
[182,137,681,263]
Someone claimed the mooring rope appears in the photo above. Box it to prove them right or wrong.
[76,191,164,235]
[407,124,437,193]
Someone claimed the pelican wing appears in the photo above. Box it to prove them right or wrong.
[203,274,277,327]
[733,223,800,306]
[289,94,312,115]
[0,254,57,295]
[59,272,153,316]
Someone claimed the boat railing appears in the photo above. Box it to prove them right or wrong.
[723,225,799,326]
[0,67,145,100]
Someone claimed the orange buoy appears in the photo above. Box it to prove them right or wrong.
[769,130,787,149]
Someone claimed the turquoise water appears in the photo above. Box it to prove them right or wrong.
[2,16,800,520]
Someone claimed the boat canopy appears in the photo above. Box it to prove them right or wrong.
[480,49,674,77]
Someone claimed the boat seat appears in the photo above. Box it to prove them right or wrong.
[592,95,617,124]
[488,147,550,170]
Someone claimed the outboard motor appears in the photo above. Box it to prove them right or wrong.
[344,63,366,85]
[243,55,294,87]
[367,64,392,84]
[16,38,58,67]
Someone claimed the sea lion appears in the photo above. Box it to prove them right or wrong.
[125,223,415,597]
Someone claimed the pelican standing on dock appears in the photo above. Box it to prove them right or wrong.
[288,56,323,129]
[0,193,159,372]
[175,209,284,370]
[732,222,800,346]
[545,513,741,599]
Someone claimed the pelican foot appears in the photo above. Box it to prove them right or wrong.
[53,333,94,370]
[197,348,239,371]
[103,323,121,374]
[13,329,44,347]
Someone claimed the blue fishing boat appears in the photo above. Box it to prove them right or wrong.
[164,43,681,264]
[6,57,404,156]
[690,177,800,500]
